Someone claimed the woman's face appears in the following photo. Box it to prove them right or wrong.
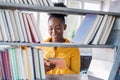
[48,17,66,42]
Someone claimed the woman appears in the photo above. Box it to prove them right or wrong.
[39,3,81,74]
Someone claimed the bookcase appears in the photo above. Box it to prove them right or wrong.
[0,2,120,80]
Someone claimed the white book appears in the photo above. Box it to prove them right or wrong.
[47,0,53,6]
[22,13,32,42]
[18,0,24,4]
[92,15,109,44]
[0,10,7,41]
[14,10,25,42]
[8,48,16,80]
[99,16,115,44]
[1,10,11,41]
[19,12,28,42]
[26,13,40,43]
[22,49,29,79]
[88,48,115,80]
[6,0,11,2]
[27,0,33,5]
[4,10,16,42]
[38,0,44,6]
[27,47,34,80]
[0,27,3,41]
[10,0,15,3]
[30,13,43,41]
[31,0,37,5]
[83,15,102,44]
[42,0,49,6]
[2,0,6,2]
[38,50,46,79]
[9,10,20,42]
[15,47,26,79]
[36,0,40,5]
[14,0,19,3]
[33,48,41,79]
[22,0,28,4]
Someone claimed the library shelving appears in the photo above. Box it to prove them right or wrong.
[0,2,120,80]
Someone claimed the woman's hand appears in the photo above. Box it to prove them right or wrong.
[49,58,66,68]
[44,59,56,72]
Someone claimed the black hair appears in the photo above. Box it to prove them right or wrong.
[48,2,67,24]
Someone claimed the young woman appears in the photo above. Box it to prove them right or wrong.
[39,3,81,74]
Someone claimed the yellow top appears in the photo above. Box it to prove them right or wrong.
[38,38,80,74]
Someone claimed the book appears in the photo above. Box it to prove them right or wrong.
[27,47,35,80]
[12,48,19,79]
[9,10,20,42]
[8,48,16,80]
[38,0,44,6]
[0,26,3,41]
[14,0,19,4]
[27,0,33,5]
[47,0,54,6]
[99,16,116,44]
[14,10,25,42]
[26,13,40,43]
[22,13,32,42]
[30,13,43,41]
[15,47,26,79]
[92,15,109,44]
[21,48,29,79]
[0,10,8,41]
[18,0,24,4]
[4,50,12,80]
[22,0,28,4]
[42,0,49,6]
[1,10,11,41]
[0,51,4,79]
[31,0,37,5]
[32,48,41,79]
[83,15,103,44]
[88,48,115,80]
[19,12,28,42]
[4,10,16,42]
[38,50,46,79]
[71,14,99,44]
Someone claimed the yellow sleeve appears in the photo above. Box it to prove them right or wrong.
[61,48,80,74]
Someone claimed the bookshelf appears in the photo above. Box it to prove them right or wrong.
[0,2,120,80]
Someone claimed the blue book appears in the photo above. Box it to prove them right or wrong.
[71,14,98,44]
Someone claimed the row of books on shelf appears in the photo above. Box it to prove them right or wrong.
[0,0,53,6]
[0,47,45,80]
[71,14,116,45]
[0,10,42,43]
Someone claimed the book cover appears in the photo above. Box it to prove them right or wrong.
[1,10,11,41]
[30,13,43,41]
[9,10,20,42]
[19,12,28,42]
[0,10,8,41]
[71,14,99,44]
[26,13,40,43]
[38,50,46,79]
[32,48,41,79]
[22,13,32,43]
[88,48,115,80]
[99,16,115,44]
[92,15,109,44]
[14,10,25,42]
[15,47,26,79]
[83,15,103,44]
